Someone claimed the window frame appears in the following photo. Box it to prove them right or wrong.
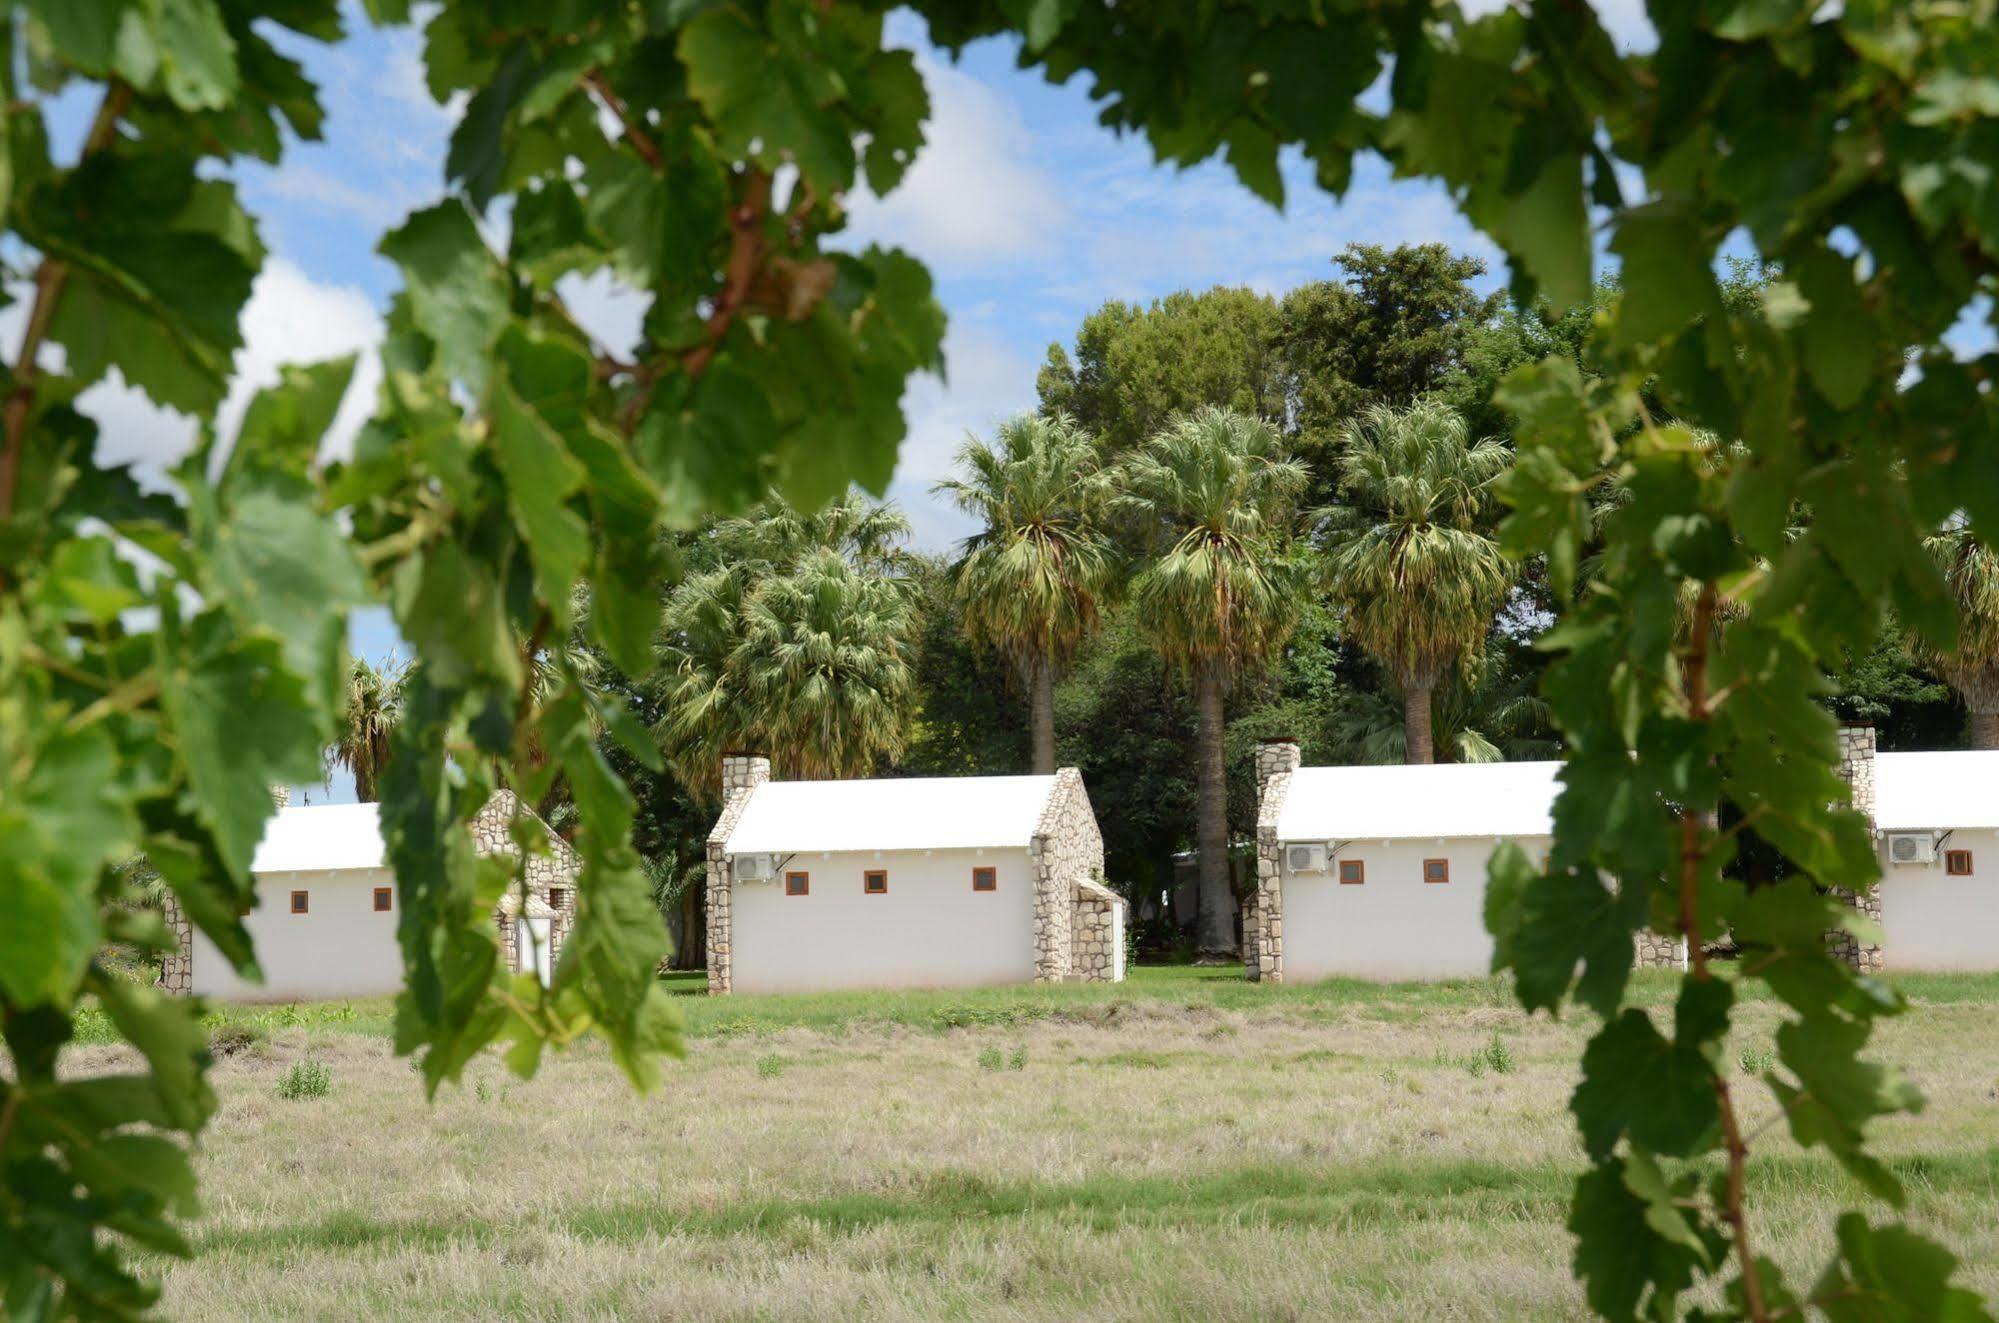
[548,886,568,909]
[784,871,810,897]
[864,869,888,895]
[1423,858,1450,885]
[972,866,998,892]
[372,886,392,912]
[290,889,310,914]
[1338,859,1365,886]
[1946,848,1974,877]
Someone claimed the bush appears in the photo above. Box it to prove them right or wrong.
[977,1046,1005,1072]
[277,1058,331,1101]
[755,1053,785,1079]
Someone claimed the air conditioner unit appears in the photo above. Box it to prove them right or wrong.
[1286,843,1328,874]
[733,853,775,882]
[1886,832,1937,866]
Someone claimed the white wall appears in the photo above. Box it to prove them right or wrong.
[1282,838,1540,982]
[1878,829,1999,971]
[729,848,1036,994]
[192,868,404,1001]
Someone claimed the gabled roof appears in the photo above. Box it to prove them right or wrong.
[1276,762,1562,843]
[721,774,1060,855]
[252,803,387,873]
[1875,751,1999,831]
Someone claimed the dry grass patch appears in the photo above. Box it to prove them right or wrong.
[141,969,1999,1321]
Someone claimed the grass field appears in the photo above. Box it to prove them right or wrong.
[100,966,1999,1321]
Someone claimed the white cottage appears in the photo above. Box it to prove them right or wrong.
[704,755,1124,994]
[1245,729,1999,983]
[158,790,577,1001]
[1872,745,1999,971]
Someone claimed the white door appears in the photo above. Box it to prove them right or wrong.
[516,916,554,986]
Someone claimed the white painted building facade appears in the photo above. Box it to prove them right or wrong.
[160,791,577,1002]
[1247,731,1999,983]
[1873,748,1999,971]
[706,756,1124,995]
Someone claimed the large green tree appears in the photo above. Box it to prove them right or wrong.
[935,413,1118,772]
[1915,528,1999,748]
[1323,401,1514,764]
[1037,287,1286,453]
[1114,407,1310,958]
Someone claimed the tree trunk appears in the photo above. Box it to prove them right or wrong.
[1029,652,1057,774]
[1193,661,1235,959]
[1973,708,1999,750]
[1403,681,1435,765]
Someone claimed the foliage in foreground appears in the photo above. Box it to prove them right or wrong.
[3,3,1998,1323]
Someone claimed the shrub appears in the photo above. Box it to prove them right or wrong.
[1006,1045,1028,1071]
[755,1054,786,1079]
[977,1046,1005,1072]
[277,1058,331,1101]
[1739,1047,1776,1077]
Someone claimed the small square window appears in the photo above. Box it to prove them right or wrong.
[972,866,997,892]
[785,871,810,896]
[290,890,310,914]
[1946,849,1974,876]
[1338,859,1365,885]
[373,887,392,912]
[864,869,888,895]
[548,887,568,909]
[1423,858,1450,885]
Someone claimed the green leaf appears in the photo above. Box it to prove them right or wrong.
[1813,1214,1994,1323]
[1606,202,1723,348]
[1495,152,1590,310]
[0,728,133,1004]
[679,5,856,195]
[490,380,590,618]
[153,0,241,111]
[1795,248,1875,409]
[379,201,512,395]
[1572,1003,1720,1159]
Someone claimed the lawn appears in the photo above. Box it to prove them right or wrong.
[111,966,1999,1321]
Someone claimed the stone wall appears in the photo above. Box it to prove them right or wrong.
[703,753,771,995]
[1030,767,1105,982]
[477,789,582,977]
[1070,878,1124,982]
[1635,929,1687,970]
[1827,723,1884,973]
[1249,739,1301,983]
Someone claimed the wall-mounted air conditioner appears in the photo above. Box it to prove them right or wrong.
[1285,843,1328,874]
[1885,832,1937,866]
[733,853,775,882]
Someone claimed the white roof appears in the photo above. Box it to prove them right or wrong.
[1875,751,1999,831]
[1277,762,1562,842]
[723,775,1058,855]
[251,803,387,874]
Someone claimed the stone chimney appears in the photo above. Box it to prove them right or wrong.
[706,752,772,996]
[271,784,291,809]
[1828,722,1882,973]
[1249,739,1302,984]
[721,751,771,798]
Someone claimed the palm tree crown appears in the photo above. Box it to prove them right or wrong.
[1113,407,1311,680]
[1916,527,1999,748]
[654,497,920,799]
[327,655,410,802]
[1322,400,1513,763]
[935,413,1117,772]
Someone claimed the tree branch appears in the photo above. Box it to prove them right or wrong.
[1679,582,1769,1323]
[0,82,133,540]
[581,70,663,173]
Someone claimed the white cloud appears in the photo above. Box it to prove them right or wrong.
[843,53,1065,270]
[557,270,648,360]
[75,257,383,486]
[889,319,1041,551]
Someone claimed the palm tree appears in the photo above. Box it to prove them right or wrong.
[1328,655,1554,765]
[1112,407,1309,959]
[1916,527,1999,748]
[1322,401,1513,765]
[654,498,920,799]
[934,414,1117,773]
[327,655,409,802]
